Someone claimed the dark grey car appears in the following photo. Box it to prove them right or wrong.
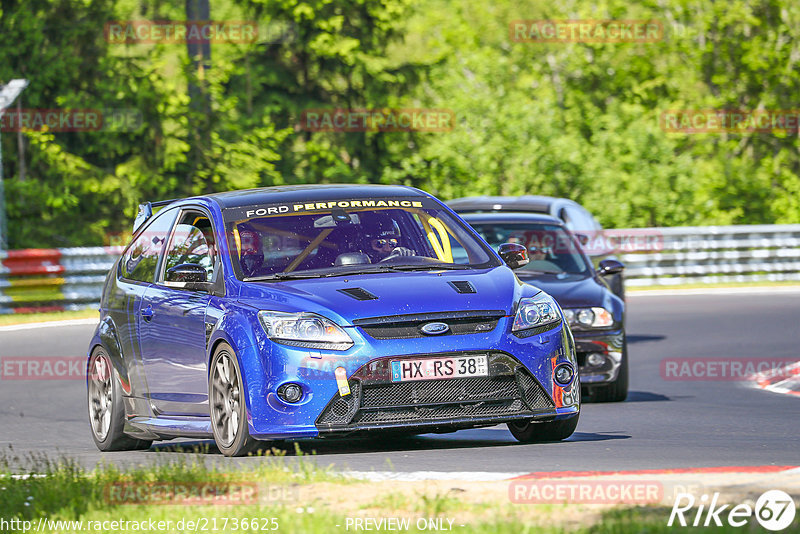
[447,195,625,300]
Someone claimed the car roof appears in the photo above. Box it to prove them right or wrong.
[460,212,565,226]
[199,184,428,209]
[447,195,579,213]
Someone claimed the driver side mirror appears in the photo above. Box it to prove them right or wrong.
[498,243,529,270]
[597,258,625,276]
[165,263,212,291]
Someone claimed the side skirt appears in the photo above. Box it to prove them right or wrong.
[125,416,213,440]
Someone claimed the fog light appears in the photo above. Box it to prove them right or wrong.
[587,353,605,367]
[554,364,575,386]
[277,383,303,403]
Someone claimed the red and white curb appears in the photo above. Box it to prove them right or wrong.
[346,465,800,508]
[345,465,800,482]
[343,471,526,482]
[512,465,800,479]
[751,362,800,398]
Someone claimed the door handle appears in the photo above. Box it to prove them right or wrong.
[141,305,154,322]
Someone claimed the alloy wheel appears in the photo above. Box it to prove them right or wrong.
[211,351,242,448]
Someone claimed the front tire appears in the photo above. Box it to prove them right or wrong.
[87,347,152,451]
[508,413,579,443]
[210,343,257,457]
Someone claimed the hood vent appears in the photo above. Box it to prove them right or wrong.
[448,280,476,294]
[337,287,379,301]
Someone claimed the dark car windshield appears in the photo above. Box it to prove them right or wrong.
[223,197,499,280]
[468,222,591,275]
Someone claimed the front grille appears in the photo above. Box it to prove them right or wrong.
[353,310,505,340]
[316,352,555,431]
[517,369,557,410]
[362,376,518,407]
[355,400,528,424]
[317,381,362,426]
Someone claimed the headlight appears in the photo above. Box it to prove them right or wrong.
[577,309,595,326]
[258,311,354,350]
[512,293,561,332]
[565,307,613,328]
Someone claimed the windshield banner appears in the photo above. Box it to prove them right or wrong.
[227,198,431,221]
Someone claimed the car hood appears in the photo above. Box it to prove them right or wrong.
[237,267,527,325]
[515,272,607,309]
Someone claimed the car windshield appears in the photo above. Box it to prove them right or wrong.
[223,197,499,280]
[468,222,591,275]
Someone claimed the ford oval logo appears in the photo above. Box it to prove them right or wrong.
[420,322,450,335]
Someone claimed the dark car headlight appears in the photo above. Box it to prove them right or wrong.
[512,292,561,332]
[563,307,613,328]
[258,311,354,350]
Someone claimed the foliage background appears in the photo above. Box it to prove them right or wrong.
[1,0,798,248]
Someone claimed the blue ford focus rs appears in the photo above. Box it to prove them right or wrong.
[87,185,580,456]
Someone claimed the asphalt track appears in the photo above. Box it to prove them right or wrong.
[1,289,798,473]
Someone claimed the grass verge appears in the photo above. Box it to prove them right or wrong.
[3,450,798,533]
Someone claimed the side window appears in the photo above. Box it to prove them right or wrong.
[163,211,216,282]
[558,207,571,228]
[120,208,178,283]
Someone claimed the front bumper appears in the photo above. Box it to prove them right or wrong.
[572,328,625,385]
[315,352,574,435]
[242,317,579,439]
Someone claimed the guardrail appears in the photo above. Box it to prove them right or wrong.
[0,247,121,314]
[0,224,799,313]
[617,224,800,287]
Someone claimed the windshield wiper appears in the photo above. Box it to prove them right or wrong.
[244,265,400,282]
[244,272,334,282]
[243,263,473,282]
[382,264,472,271]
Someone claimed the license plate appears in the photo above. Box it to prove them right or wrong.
[390,355,488,382]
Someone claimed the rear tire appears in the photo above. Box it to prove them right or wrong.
[210,343,257,457]
[508,413,579,443]
[87,347,152,451]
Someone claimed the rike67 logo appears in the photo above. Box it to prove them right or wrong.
[669,490,796,531]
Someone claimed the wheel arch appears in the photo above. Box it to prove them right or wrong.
[206,307,269,428]
[88,316,134,396]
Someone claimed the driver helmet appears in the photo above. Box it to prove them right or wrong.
[363,213,402,257]
[237,223,263,276]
